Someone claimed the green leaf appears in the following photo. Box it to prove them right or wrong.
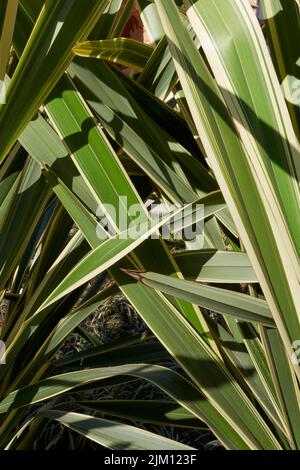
[77,400,205,429]
[174,250,258,283]
[136,0,164,45]
[0,0,18,82]
[154,0,300,378]
[0,0,110,164]
[260,327,300,449]
[138,35,176,100]
[69,58,215,198]
[0,364,252,449]
[113,269,280,449]
[56,342,169,370]
[127,271,275,327]
[37,204,200,312]
[54,331,151,367]
[40,410,194,450]
[73,38,153,72]
[261,0,300,139]
[0,158,51,289]
[214,319,285,436]
[19,113,98,215]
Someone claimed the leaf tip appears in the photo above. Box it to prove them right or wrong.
[121,268,145,282]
